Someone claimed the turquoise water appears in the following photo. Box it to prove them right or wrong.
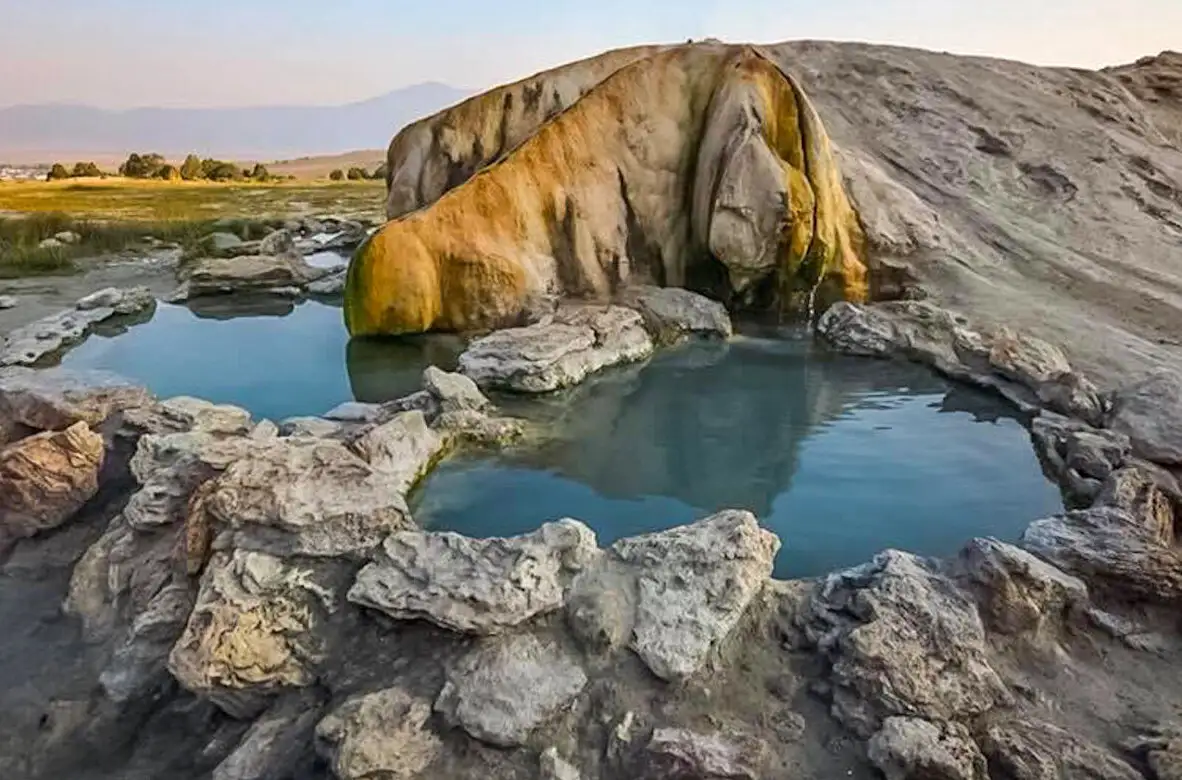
[412,336,1063,578]
[59,299,464,421]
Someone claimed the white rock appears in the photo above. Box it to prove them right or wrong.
[348,411,448,495]
[316,687,442,780]
[0,295,17,310]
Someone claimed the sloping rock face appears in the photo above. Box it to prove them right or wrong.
[346,42,866,336]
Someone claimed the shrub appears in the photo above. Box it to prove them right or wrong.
[249,163,271,181]
[46,164,70,181]
[157,164,182,181]
[71,161,103,178]
[119,152,167,178]
[203,161,241,181]
[346,167,367,181]
[329,169,344,181]
[371,163,388,181]
[180,154,204,181]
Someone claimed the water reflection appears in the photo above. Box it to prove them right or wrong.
[413,336,1063,578]
[60,300,461,421]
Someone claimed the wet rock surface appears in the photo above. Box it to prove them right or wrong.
[458,305,654,393]
[0,286,155,366]
[619,286,733,346]
[171,254,327,302]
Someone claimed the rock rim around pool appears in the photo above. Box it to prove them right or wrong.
[0,286,156,367]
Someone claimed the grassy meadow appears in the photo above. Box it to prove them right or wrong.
[0,178,385,278]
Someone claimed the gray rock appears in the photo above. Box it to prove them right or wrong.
[323,401,384,423]
[980,718,1141,780]
[458,305,654,393]
[1110,370,1182,464]
[433,409,525,446]
[609,510,779,680]
[435,633,588,747]
[959,537,1089,635]
[1123,725,1182,780]
[306,270,345,296]
[1,287,155,366]
[38,237,63,249]
[277,416,344,438]
[123,396,254,437]
[641,728,764,780]
[988,327,1072,386]
[98,581,195,704]
[54,230,80,245]
[258,229,296,256]
[282,219,302,233]
[1031,414,1131,505]
[0,295,18,310]
[816,301,901,357]
[348,411,448,495]
[0,366,151,432]
[803,550,1011,736]
[200,437,414,558]
[213,694,322,780]
[201,232,245,255]
[621,286,733,345]
[422,365,491,413]
[168,549,333,718]
[179,254,324,300]
[868,718,988,780]
[540,747,581,780]
[316,687,442,780]
[348,520,600,635]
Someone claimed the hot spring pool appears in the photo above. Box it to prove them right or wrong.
[57,301,1061,577]
[410,335,1063,578]
[58,299,464,421]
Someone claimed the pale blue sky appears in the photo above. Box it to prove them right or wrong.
[1,0,1178,108]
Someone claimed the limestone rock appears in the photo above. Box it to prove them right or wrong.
[1110,370,1182,464]
[323,401,384,423]
[980,719,1141,780]
[422,365,491,413]
[803,550,1011,736]
[277,416,344,438]
[348,520,600,635]
[213,694,322,780]
[168,549,332,718]
[1031,414,1131,506]
[0,421,104,545]
[816,301,902,358]
[868,718,988,780]
[458,305,654,393]
[1124,725,1182,780]
[201,232,245,255]
[0,295,17,310]
[988,328,1072,386]
[179,254,324,300]
[306,270,346,296]
[1,288,156,366]
[315,687,442,780]
[640,728,764,780]
[54,230,80,244]
[610,510,779,680]
[123,396,254,437]
[200,437,413,558]
[621,286,733,345]
[433,409,525,446]
[38,237,62,249]
[348,411,448,495]
[258,229,296,256]
[959,537,1088,636]
[0,367,150,433]
[99,582,195,703]
[435,633,587,747]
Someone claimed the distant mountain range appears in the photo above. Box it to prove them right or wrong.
[0,82,471,161]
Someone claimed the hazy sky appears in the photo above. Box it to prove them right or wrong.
[2,0,1179,108]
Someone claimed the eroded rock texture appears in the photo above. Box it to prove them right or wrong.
[347,43,866,336]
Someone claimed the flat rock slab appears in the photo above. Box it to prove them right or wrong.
[177,254,325,300]
[609,510,779,681]
[621,286,733,345]
[0,286,155,366]
[348,520,600,635]
[435,633,588,747]
[0,366,151,435]
[458,305,654,393]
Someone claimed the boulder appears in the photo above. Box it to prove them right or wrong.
[803,550,1011,736]
[458,305,654,393]
[198,437,414,559]
[816,301,904,358]
[200,232,245,255]
[621,286,733,345]
[987,327,1072,386]
[958,537,1089,636]
[0,295,17,310]
[99,582,196,703]
[0,421,104,546]
[868,718,988,780]
[315,687,442,780]
[258,229,296,256]
[323,401,384,423]
[277,417,344,439]
[178,254,324,300]
[168,549,333,718]
[348,520,600,635]
[1109,370,1182,464]
[124,396,254,437]
[1031,414,1131,505]
[0,368,149,442]
[640,728,764,780]
[433,409,526,446]
[213,694,322,780]
[38,237,63,250]
[422,366,491,413]
[54,230,80,244]
[348,411,448,495]
[1,288,156,366]
[979,719,1141,780]
[608,510,778,680]
[435,633,588,747]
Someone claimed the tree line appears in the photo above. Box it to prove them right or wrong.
[47,153,281,182]
[328,164,386,182]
